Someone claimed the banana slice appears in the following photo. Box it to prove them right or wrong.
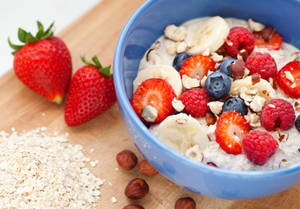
[188,16,229,54]
[133,65,182,97]
[230,76,276,102]
[151,113,209,154]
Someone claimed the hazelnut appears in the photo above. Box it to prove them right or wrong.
[125,178,149,199]
[116,150,138,170]
[123,204,144,209]
[231,60,245,79]
[139,160,159,177]
[175,197,196,209]
[205,112,216,126]
[251,73,261,85]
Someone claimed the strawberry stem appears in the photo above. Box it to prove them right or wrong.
[81,56,112,77]
[8,21,55,54]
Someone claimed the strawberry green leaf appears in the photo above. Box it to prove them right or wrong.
[25,33,37,43]
[18,28,27,43]
[8,38,23,54]
[100,65,112,77]
[81,56,93,66]
[35,21,44,39]
[81,56,113,77]
[92,56,103,68]
[44,22,55,36]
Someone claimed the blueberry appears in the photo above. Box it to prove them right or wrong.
[205,71,231,99]
[296,115,300,133]
[219,58,236,77]
[173,52,193,71]
[222,97,248,116]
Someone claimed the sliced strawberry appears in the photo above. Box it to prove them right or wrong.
[179,55,215,80]
[253,27,283,50]
[276,61,300,99]
[215,111,250,154]
[131,78,175,124]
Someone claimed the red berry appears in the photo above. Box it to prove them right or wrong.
[245,52,277,79]
[131,78,175,124]
[180,88,210,118]
[276,61,300,99]
[243,130,279,165]
[65,57,116,126]
[206,162,218,167]
[261,99,295,131]
[10,22,72,104]
[215,111,250,154]
[179,55,215,80]
[224,27,255,58]
[253,27,283,50]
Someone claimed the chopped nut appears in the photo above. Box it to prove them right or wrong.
[146,48,163,64]
[294,101,300,111]
[216,45,227,56]
[175,197,196,209]
[176,41,188,53]
[182,75,200,89]
[279,159,292,168]
[166,42,177,55]
[142,105,158,122]
[276,131,289,142]
[244,68,250,78]
[164,25,187,42]
[289,51,300,61]
[238,49,249,61]
[207,124,216,141]
[139,160,159,177]
[207,101,224,116]
[205,112,216,126]
[116,150,138,170]
[211,52,223,62]
[172,98,185,112]
[260,27,274,42]
[245,112,261,128]
[200,75,207,87]
[248,18,265,32]
[202,48,210,56]
[251,73,261,85]
[231,60,245,79]
[250,95,266,112]
[125,178,149,200]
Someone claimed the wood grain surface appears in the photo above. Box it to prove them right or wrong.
[1,0,300,208]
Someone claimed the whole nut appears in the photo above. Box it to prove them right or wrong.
[175,197,196,209]
[139,160,159,177]
[116,150,138,170]
[125,178,149,199]
[123,204,145,209]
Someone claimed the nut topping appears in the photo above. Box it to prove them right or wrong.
[123,204,145,209]
[116,150,138,170]
[251,73,261,85]
[205,112,217,126]
[231,60,245,79]
[125,178,149,200]
[175,197,196,209]
[139,160,159,177]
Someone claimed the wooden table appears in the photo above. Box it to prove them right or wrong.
[1,0,299,208]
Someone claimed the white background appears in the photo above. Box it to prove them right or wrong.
[0,0,100,77]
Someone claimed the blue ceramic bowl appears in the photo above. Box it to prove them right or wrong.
[114,0,300,200]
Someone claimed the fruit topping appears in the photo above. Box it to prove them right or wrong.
[131,78,175,124]
[179,55,215,80]
[261,99,296,131]
[253,26,283,50]
[222,97,248,116]
[205,71,231,99]
[224,27,255,58]
[173,52,193,71]
[64,56,115,126]
[180,88,210,118]
[215,111,250,154]
[242,130,278,165]
[245,52,277,79]
[276,61,300,99]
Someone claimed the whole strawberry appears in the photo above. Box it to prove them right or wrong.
[65,56,116,126]
[9,21,72,104]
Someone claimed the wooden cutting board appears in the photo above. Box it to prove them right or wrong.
[1,0,300,208]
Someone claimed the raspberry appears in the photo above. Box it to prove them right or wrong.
[261,99,295,131]
[180,88,210,118]
[225,27,255,58]
[242,130,278,165]
[245,52,277,79]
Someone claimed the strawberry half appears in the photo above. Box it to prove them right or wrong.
[9,21,72,104]
[253,27,283,50]
[65,56,116,126]
[276,61,300,99]
[179,55,215,80]
[215,111,250,154]
[131,78,175,124]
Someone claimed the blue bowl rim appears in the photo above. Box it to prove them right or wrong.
[113,0,300,179]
